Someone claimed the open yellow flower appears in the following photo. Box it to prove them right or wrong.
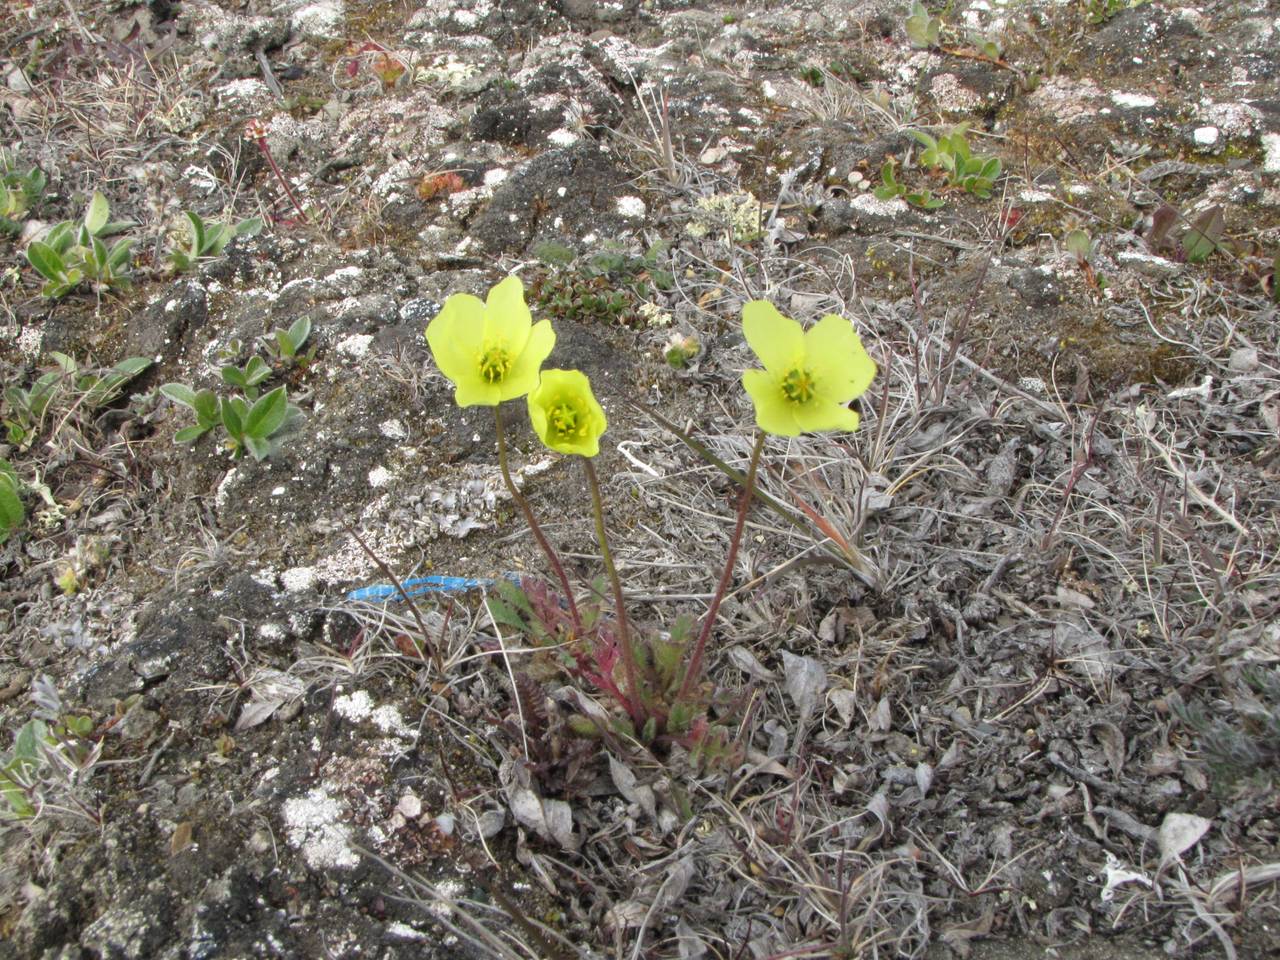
[740,300,876,436]
[528,369,607,457]
[425,276,555,407]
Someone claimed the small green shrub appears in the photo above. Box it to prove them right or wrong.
[0,678,102,823]
[1084,0,1148,25]
[220,355,272,400]
[161,381,302,461]
[912,125,1003,199]
[3,352,151,449]
[1171,667,1280,793]
[262,316,315,369]
[25,191,136,297]
[168,211,262,272]
[531,240,673,327]
[905,1,941,49]
[874,158,945,209]
[0,149,47,239]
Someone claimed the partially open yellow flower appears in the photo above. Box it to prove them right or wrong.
[528,369,607,457]
[425,276,555,407]
[740,300,876,436]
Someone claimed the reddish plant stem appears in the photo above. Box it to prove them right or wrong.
[493,405,581,633]
[250,135,310,225]
[582,457,643,725]
[676,432,766,705]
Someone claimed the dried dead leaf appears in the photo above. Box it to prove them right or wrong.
[781,651,826,719]
[726,645,776,681]
[1158,812,1211,868]
[169,821,193,857]
[915,762,934,797]
[939,906,994,957]
[1092,721,1126,778]
[603,899,648,932]
[652,857,696,912]
[870,695,891,732]
[235,698,284,731]
[1101,852,1151,902]
[828,688,858,727]
[508,786,578,851]
[609,754,657,822]
[859,792,891,849]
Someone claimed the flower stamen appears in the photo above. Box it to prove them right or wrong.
[478,343,513,383]
[549,398,587,439]
[781,366,816,404]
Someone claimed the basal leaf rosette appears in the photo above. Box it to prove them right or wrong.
[528,369,607,457]
[740,300,877,436]
[426,275,555,407]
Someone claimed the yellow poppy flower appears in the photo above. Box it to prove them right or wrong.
[425,276,555,407]
[527,369,607,457]
[740,300,876,436]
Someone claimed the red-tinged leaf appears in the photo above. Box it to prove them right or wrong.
[784,482,855,557]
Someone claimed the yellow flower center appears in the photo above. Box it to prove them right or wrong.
[549,398,586,439]
[781,366,816,404]
[478,343,513,384]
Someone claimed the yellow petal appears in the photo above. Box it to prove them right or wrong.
[528,369,607,456]
[804,315,877,404]
[497,319,555,403]
[742,369,803,436]
[454,378,502,407]
[793,401,860,434]
[426,293,486,392]
[484,275,533,346]
[742,300,803,373]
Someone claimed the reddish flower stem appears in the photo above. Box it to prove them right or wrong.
[250,134,310,225]
[493,405,581,633]
[582,457,643,726]
[676,432,766,705]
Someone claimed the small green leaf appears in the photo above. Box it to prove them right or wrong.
[233,216,263,238]
[194,390,220,428]
[220,397,245,440]
[26,241,67,284]
[243,435,271,461]
[242,356,271,387]
[185,211,206,253]
[89,236,109,273]
[1182,205,1225,263]
[84,191,110,235]
[244,386,288,439]
[107,238,133,272]
[1065,229,1092,260]
[221,366,248,389]
[287,316,311,352]
[160,383,199,409]
[173,425,209,444]
[533,241,577,266]
[0,460,22,544]
[44,221,75,254]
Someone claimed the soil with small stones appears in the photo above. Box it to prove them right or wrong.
[1,2,1279,959]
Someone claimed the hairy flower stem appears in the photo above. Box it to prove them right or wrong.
[676,432,766,705]
[493,405,581,633]
[582,457,643,725]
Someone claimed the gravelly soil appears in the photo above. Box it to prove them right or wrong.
[1,1,1279,958]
